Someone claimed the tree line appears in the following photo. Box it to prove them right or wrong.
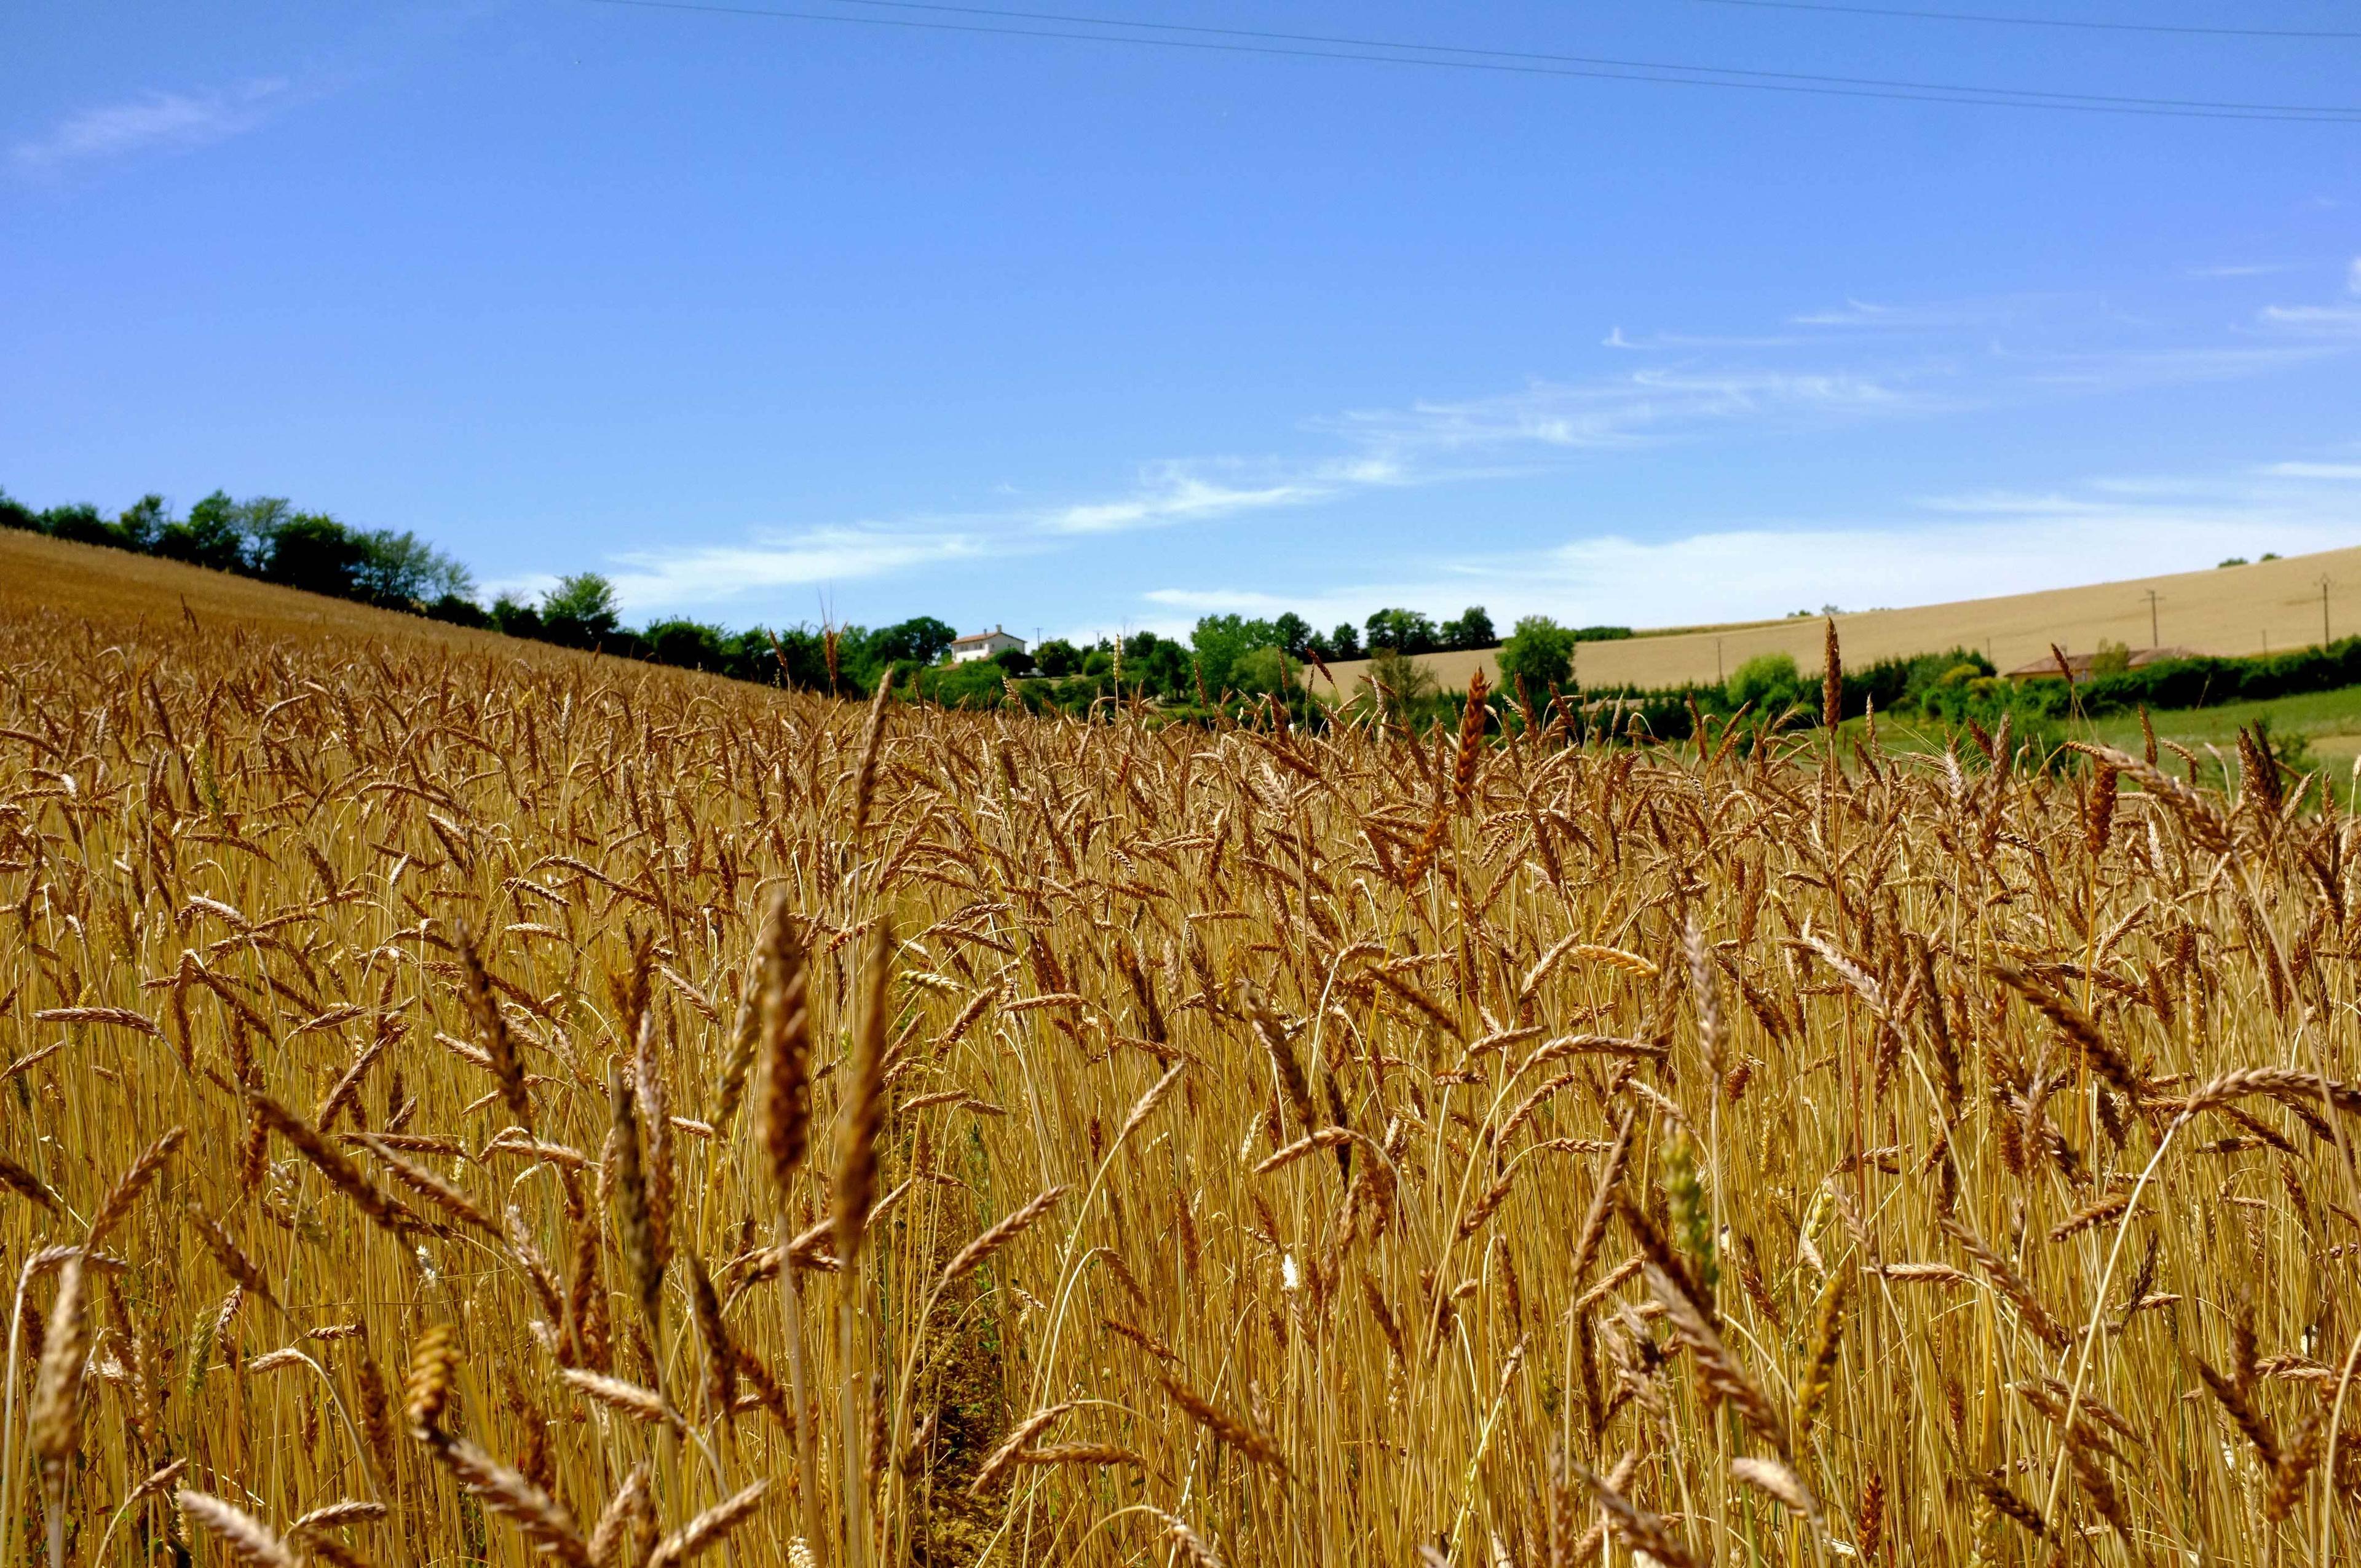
[18,482,2355,752]
[2,482,1646,716]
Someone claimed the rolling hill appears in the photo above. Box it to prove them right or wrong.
[1311,541,2361,699]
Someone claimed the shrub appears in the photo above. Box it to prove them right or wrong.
[1726,652,1801,712]
[1497,615,1576,694]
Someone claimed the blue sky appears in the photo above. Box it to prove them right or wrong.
[6,1,2360,644]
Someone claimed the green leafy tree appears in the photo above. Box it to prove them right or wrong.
[114,494,170,552]
[1271,612,1313,658]
[1364,608,1438,655]
[234,497,296,563]
[41,504,111,546]
[488,593,544,639]
[1726,652,1801,711]
[0,489,36,532]
[1035,638,1083,677]
[352,529,473,605]
[156,490,250,571]
[992,646,1037,676]
[1324,622,1363,660]
[1190,614,1279,696]
[263,513,366,597]
[644,619,729,669]
[862,616,958,669]
[1439,606,1497,650]
[1124,632,1191,697]
[542,572,622,644]
[1497,615,1576,694]
[923,658,1012,710]
[1355,646,1439,725]
[426,593,490,629]
[1232,645,1295,695]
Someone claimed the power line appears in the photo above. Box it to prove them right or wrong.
[579,0,2361,122]
[1687,0,2361,42]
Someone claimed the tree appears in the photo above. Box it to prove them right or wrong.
[644,619,729,670]
[542,572,621,644]
[1356,646,1438,725]
[1189,615,1278,697]
[855,616,957,673]
[352,529,472,605]
[115,494,170,552]
[1123,632,1190,698]
[1497,615,1576,694]
[426,593,490,629]
[1439,606,1496,650]
[234,497,296,564]
[1271,612,1313,659]
[992,646,1037,676]
[1326,622,1363,660]
[1232,645,1295,695]
[1364,608,1438,655]
[263,513,366,598]
[1727,652,1801,711]
[1035,638,1083,677]
[156,490,250,571]
[488,593,544,640]
[41,504,112,546]
[0,490,36,532]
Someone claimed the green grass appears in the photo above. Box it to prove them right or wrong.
[1824,682,2361,806]
[2079,682,2361,754]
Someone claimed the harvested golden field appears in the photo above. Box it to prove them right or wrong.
[1315,542,2361,698]
[0,530,512,652]
[10,572,2361,1568]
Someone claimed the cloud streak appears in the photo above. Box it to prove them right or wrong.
[601,527,987,615]
[1139,463,2361,639]
[1035,456,1403,535]
[588,269,2361,619]
[1324,366,1936,459]
[11,79,292,173]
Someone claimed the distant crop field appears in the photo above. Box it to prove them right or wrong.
[6,539,2360,1567]
[1313,542,2361,699]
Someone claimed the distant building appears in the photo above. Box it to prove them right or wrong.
[947,625,1027,665]
[2006,646,2201,684]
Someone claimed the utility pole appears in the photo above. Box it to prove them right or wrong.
[2142,588,2161,647]
[1716,637,1724,684]
[2320,576,2333,647]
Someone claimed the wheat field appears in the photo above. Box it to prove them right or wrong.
[6,571,2361,1568]
[1313,542,2361,698]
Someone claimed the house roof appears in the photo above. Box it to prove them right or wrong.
[950,625,1019,646]
[2005,646,2202,681]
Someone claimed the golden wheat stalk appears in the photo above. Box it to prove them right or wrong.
[647,1479,768,1568]
[176,1489,300,1568]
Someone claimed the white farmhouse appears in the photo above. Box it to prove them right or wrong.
[947,625,1027,665]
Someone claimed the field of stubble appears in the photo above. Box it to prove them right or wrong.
[5,592,2360,1568]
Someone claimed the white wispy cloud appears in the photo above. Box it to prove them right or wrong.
[1324,367,1934,459]
[2187,262,2303,279]
[11,79,291,172]
[603,527,986,615]
[1784,296,2014,330]
[1035,457,1402,535]
[583,272,2361,617]
[1139,463,2361,636]
[2261,304,2361,336]
[1602,326,1808,351]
